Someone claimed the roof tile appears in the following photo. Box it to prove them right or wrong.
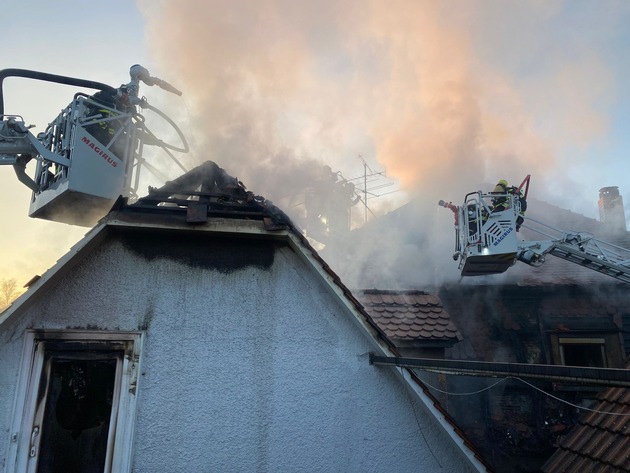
[543,360,630,472]
[357,289,461,342]
[601,435,629,467]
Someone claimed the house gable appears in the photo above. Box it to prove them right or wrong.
[0,213,486,472]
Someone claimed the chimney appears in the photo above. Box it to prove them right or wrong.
[598,186,627,232]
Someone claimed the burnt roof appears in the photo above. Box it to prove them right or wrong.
[121,160,295,229]
[541,366,630,472]
[357,289,462,344]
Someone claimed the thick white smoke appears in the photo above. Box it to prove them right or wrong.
[138,0,624,287]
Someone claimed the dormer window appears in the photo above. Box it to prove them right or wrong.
[559,338,607,368]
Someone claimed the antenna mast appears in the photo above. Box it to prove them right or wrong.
[352,155,396,224]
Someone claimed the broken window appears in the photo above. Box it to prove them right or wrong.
[6,331,142,473]
[559,338,607,368]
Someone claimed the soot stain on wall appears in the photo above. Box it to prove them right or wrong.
[139,302,155,332]
[120,231,277,273]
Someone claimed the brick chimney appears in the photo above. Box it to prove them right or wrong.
[598,186,627,232]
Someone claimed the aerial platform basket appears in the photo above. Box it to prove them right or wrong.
[456,190,520,276]
[27,97,134,226]
[0,65,189,227]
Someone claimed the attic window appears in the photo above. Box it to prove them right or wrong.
[559,338,607,368]
[6,331,142,473]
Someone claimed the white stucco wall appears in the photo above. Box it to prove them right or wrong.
[0,231,478,472]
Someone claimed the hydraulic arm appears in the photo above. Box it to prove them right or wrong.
[516,216,630,284]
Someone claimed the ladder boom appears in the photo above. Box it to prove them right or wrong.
[518,216,630,283]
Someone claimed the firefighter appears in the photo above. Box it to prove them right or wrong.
[86,89,128,159]
[490,179,527,231]
[490,179,510,212]
[85,90,118,144]
[511,185,527,231]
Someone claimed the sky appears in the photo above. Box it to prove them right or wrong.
[2,0,630,288]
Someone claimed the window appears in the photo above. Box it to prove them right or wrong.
[559,338,607,368]
[6,331,142,473]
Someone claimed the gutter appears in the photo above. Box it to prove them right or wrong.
[370,355,630,388]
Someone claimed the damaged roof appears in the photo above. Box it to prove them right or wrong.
[122,160,295,229]
[541,368,630,472]
[357,289,462,344]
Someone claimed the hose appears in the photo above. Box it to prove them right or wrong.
[140,103,189,154]
[0,69,117,115]
[0,68,188,153]
[0,68,189,172]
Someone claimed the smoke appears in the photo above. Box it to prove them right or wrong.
[138,0,624,287]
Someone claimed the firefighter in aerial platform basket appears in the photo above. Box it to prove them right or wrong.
[85,87,132,159]
[490,179,527,231]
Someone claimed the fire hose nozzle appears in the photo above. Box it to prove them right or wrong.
[439,200,459,225]
[152,77,182,96]
[129,64,183,96]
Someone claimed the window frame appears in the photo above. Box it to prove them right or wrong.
[558,337,607,368]
[6,330,143,473]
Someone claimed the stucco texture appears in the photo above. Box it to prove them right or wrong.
[0,231,476,472]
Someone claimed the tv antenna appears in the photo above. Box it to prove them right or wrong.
[348,155,398,224]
